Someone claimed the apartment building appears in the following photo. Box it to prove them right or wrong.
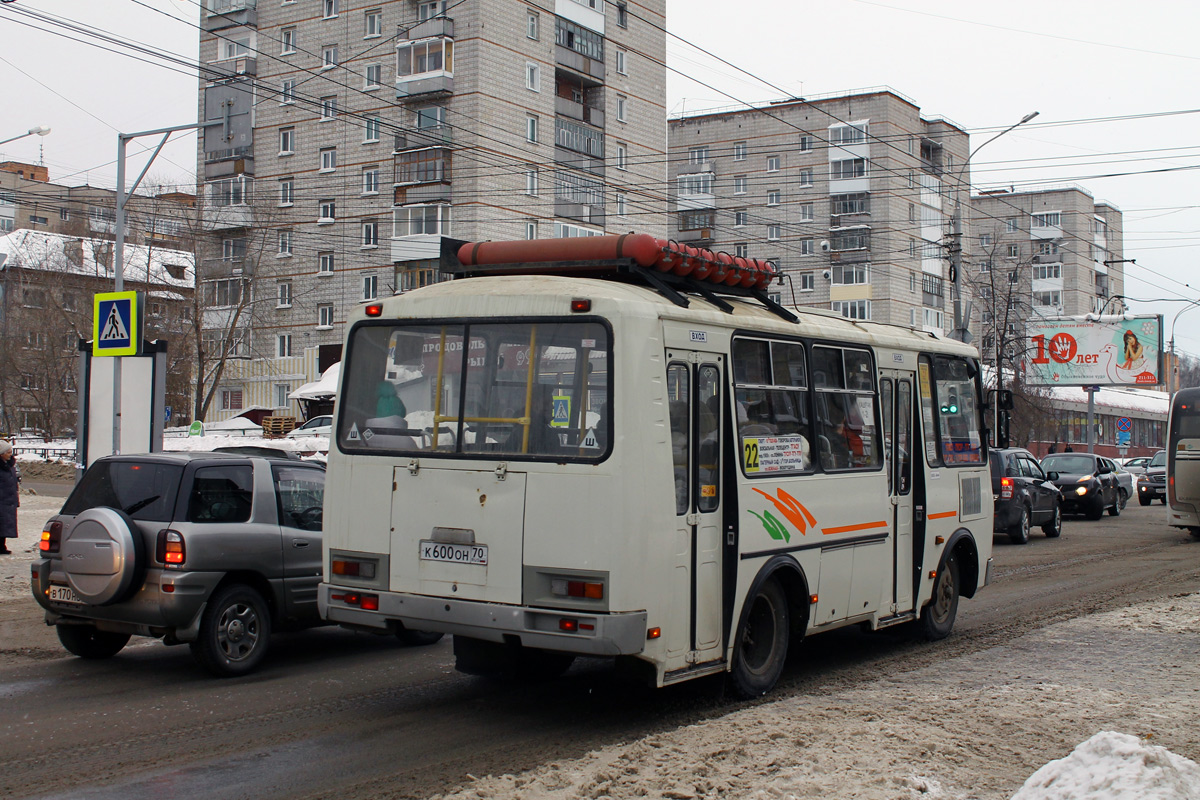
[195,0,667,421]
[667,89,969,334]
[967,186,1124,364]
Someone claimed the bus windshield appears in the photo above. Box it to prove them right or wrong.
[337,320,610,460]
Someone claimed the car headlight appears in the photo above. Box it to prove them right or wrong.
[1076,486,1088,496]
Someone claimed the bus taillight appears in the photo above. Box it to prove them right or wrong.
[1000,477,1014,500]
[551,579,604,600]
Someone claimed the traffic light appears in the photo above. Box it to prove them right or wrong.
[941,393,959,414]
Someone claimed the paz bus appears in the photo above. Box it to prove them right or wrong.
[318,234,994,697]
[1167,387,1200,538]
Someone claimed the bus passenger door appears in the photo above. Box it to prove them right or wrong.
[666,354,725,667]
[880,370,915,613]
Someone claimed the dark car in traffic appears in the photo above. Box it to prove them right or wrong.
[990,447,1063,543]
[1137,449,1168,505]
[1040,452,1123,520]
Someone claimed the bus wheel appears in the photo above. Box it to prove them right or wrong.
[1190,527,1200,541]
[917,555,959,641]
[729,577,789,699]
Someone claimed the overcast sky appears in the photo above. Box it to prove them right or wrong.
[3,0,1199,355]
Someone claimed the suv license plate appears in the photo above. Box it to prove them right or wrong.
[419,541,488,566]
[49,584,82,604]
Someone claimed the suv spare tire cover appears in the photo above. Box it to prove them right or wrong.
[61,507,146,606]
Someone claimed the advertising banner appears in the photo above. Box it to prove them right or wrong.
[1025,315,1163,387]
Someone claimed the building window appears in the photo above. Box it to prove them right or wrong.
[831,158,866,180]
[734,209,748,227]
[279,178,294,206]
[279,127,294,155]
[766,156,780,172]
[616,143,627,170]
[734,175,747,194]
[800,238,814,256]
[801,272,814,291]
[221,389,244,411]
[766,190,780,206]
[829,123,867,145]
[616,2,627,27]
[204,278,245,307]
[1007,244,1020,258]
[277,334,293,358]
[735,243,749,258]
[363,274,378,301]
[320,147,337,172]
[362,166,380,194]
[280,79,295,104]
[395,147,449,184]
[799,203,814,221]
[365,8,382,37]
[830,229,869,252]
[527,11,539,39]
[318,199,336,221]
[799,135,813,152]
[980,233,992,249]
[733,142,747,161]
[1037,240,1059,256]
[1005,218,1019,233]
[526,62,540,91]
[525,219,537,239]
[278,229,292,256]
[278,282,292,308]
[1033,263,1062,280]
[978,261,992,273]
[317,304,334,328]
[320,96,338,119]
[1034,290,1062,308]
[362,219,379,247]
[689,146,709,164]
[221,237,246,261]
[679,210,715,232]
[365,64,382,89]
[398,38,453,79]
[318,251,335,273]
[274,384,291,408]
[322,45,338,69]
[832,264,869,285]
[527,115,539,143]
[281,27,296,54]
[220,35,250,60]
[323,0,338,19]
[29,214,48,226]
[1032,212,1062,228]
[418,0,444,19]
[767,224,781,241]
[616,95,627,122]
[364,117,381,142]
[525,168,538,196]
[678,174,713,195]
[830,192,869,216]
[798,169,813,186]
[832,300,870,320]
[393,204,451,236]
[615,193,627,216]
[616,49,627,74]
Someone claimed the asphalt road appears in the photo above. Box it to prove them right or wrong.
[1,501,1197,800]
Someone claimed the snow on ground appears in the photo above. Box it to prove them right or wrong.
[427,593,1200,800]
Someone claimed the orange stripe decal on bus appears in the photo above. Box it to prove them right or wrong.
[928,511,958,520]
[752,487,818,536]
[821,520,889,535]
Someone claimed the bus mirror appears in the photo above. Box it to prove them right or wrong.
[997,389,1014,410]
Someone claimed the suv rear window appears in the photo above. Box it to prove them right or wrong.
[62,461,184,521]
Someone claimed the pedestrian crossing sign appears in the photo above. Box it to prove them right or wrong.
[92,291,141,357]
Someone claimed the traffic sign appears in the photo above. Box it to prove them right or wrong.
[92,291,141,357]
[1116,416,1132,432]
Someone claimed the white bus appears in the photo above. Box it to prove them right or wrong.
[1167,387,1200,538]
[319,235,994,696]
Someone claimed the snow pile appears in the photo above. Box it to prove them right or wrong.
[1011,731,1200,800]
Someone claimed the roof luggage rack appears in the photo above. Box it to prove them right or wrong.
[439,233,797,323]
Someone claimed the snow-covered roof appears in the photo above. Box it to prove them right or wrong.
[1046,384,1169,417]
[0,229,194,289]
[289,362,340,400]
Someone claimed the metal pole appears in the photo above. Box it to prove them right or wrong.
[1087,387,1096,454]
[111,133,127,454]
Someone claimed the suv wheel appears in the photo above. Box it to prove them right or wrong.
[1042,503,1062,538]
[1008,505,1031,545]
[1139,492,1151,506]
[190,584,272,677]
[57,624,131,659]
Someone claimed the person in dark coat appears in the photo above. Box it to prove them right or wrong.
[0,440,18,555]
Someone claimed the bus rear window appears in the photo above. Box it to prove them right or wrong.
[338,320,610,460]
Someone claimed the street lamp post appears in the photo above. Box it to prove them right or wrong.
[1169,300,1200,395]
[949,111,1039,344]
[0,125,51,148]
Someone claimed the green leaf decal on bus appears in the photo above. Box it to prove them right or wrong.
[750,509,791,543]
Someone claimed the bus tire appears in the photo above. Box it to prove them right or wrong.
[1190,527,1200,541]
[917,555,959,641]
[453,636,508,676]
[729,577,789,699]
[1139,494,1151,506]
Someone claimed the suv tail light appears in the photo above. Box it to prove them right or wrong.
[40,521,62,553]
[1000,477,1014,500]
[156,529,186,566]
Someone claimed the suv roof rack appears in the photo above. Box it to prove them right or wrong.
[438,234,797,323]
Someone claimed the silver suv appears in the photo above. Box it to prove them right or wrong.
[32,452,439,676]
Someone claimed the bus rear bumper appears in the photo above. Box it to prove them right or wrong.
[319,584,648,657]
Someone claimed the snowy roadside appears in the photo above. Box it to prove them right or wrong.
[428,592,1200,800]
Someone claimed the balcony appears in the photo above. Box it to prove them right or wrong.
[396,74,453,100]
[394,126,453,152]
[204,0,256,31]
[554,200,605,228]
[675,227,715,244]
[209,57,257,79]
[202,204,253,231]
[402,16,453,40]
[396,34,454,100]
[555,96,605,128]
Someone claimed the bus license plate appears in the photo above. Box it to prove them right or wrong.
[49,584,82,604]
[419,541,488,566]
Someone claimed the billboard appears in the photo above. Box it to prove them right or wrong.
[1025,315,1163,387]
